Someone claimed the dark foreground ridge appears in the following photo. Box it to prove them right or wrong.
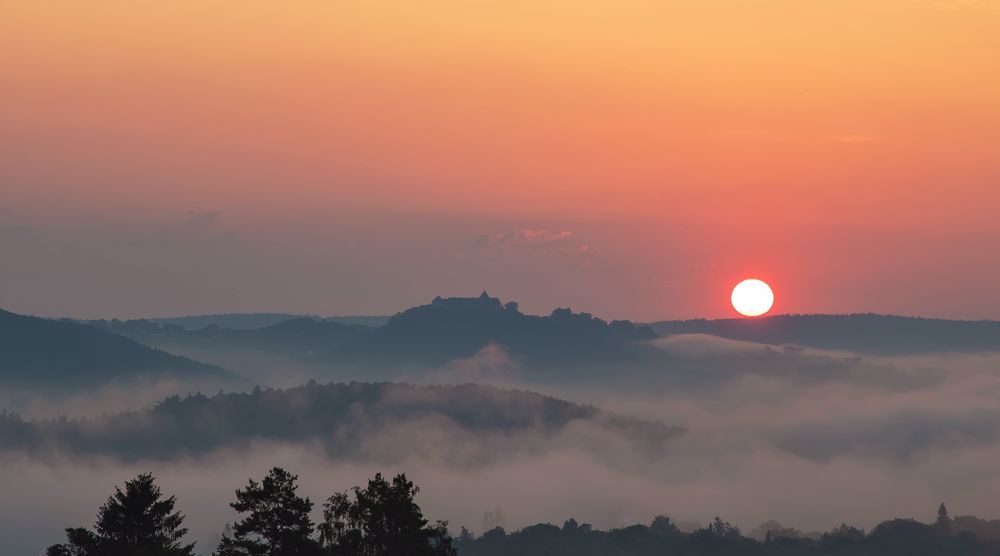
[455,509,1000,556]
[43,470,1000,556]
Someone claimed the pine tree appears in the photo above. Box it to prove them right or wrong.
[46,473,194,556]
[215,467,320,556]
[707,517,742,540]
[935,503,951,536]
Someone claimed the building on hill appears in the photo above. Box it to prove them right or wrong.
[431,291,505,312]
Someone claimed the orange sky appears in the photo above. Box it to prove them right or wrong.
[1,1,998,320]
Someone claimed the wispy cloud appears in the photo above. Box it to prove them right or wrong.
[474,229,590,256]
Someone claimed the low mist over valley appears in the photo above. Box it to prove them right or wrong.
[6,3,1000,552]
[4,294,1000,554]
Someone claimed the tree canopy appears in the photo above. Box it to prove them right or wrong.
[319,473,455,556]
[43,470,1000,556]
[215,467,320,556]
[46,473,194,556]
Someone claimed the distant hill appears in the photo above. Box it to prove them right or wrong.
[91,293,661,380]
[91,317,372,356]
[329,292,659,371]
[89,302,918,393]
[324,315,392,327]
[144,312,312,330]
[650,314,1000,355]
[0,382,681,461]
[137,313,390,330]
[0,308,244,390]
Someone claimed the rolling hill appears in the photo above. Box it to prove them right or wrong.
[0,381,682,461]
[93,293,662,379]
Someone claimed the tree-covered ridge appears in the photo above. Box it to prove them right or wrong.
[457,519,994,556]
[0,382,680,461]
[456,508,1000,556]
[345,292,658,369]
[47,469,454,556]
[43,471,1000,556]
[88,293,661,375]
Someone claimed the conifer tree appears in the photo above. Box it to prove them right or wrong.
[215,467,320,556]
[46,473,194,556]
[319,473,455,556]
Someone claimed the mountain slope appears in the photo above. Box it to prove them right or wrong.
[0,308,243,389]
[93,316,371,356]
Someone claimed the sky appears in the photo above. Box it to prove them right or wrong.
[1,0,998,321]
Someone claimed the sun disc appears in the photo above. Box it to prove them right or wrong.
[731,279,774,317]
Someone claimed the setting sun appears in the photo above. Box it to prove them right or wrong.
[3,2,1000,552]
[731,279,774,317]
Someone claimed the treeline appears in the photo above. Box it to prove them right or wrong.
[46,468,454,556]
[455,507,1000,556]
[43,469,1000,556]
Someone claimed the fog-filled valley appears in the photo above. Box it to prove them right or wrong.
[4,294,1000,554]
[8,0,1000,550]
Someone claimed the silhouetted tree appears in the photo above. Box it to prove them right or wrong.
[819,523,866,548]
[705,516,742,540]
[936,503,952,536]
[951,514,1000,540]
[562,518,580,533]
[869,518,937,554]
[46,529,100,556]
[318,473,455,556]
[649,515,681,538]
[458,526,475,542]
[479,527,506,542]
[215,467,320,556]
[46,473,194,556]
